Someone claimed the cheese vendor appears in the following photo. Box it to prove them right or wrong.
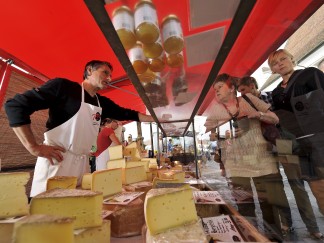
[5,60,154,197]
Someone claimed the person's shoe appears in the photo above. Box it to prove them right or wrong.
[310,232,324,240]
[281,226,295,237]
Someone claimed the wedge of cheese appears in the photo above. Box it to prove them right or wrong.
[74,220,111,243]
[159,170,185,183]
[146,171,153,182]
[108,145,123,160]
[107,158,126,169]
[81,173,92,190]
[126,160,150,171]
[146,219,208,243]
[0,172,29,218]
[92,168,122,198]
[144,187,198,235]
[0,217,25,243]
[122,166,147,185]
[103,198,144,238]
[152,177,179,188]
[124,142,141,161]
[173,164,183,170]
[12,215,74,243]
[141,158,157,164]
[47,176,77,190]
[30,189,103,229]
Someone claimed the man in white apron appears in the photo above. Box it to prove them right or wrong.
[5,60,154,197]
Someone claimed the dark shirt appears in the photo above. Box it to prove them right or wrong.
[5,78,140,130]
[271,67,324,137]
[272,67,324,112]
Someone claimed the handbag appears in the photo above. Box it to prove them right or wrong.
[242,95,280,145]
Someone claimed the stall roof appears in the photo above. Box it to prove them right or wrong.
[1,0,322,135]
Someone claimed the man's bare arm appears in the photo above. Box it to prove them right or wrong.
[12,125,65,164]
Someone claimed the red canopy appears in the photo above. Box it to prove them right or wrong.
[0,0,322,134]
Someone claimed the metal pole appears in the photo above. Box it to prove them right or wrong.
[150,123,154,157]
[192,120,199,179]
[0,60,12,107]
[156,126,160,166]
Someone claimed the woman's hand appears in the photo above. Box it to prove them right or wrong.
[247,111,262,120]
[234,127,244,137]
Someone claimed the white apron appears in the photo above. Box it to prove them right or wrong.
[96,147,110,170]
[30,84,101,196]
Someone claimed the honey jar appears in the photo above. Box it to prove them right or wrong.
[134,0,160,44]
[128,42,148,74]
[138,68,156,83]
[112,6,136,50]
[148,52,165,72]
[161,14,184,54]
[166,51,184,68]
[143,36,163,59]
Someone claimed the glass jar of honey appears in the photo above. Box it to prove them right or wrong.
[112,6,136,50]
[134,0,160,44]
[166,51,184,68]
[143,36,163,59]
[138,68,156,83]
[161,14,184,54]
[148,52,165,72]
[128,42,148,74]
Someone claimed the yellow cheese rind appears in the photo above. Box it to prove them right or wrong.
[92,168,122,197]
[144,188,198,235]
[30,189,103,229]
[104,198,144,238]
[146,219,208,243]
[47,176,77,190]
[152,177,179,188]
[124,142,141,161]
[13,215,74,243]
[81,173,92,190]
[74,220,111,243]
[0,217,24,243]
[159,170,185,183]
[126,160,150,171]
[107,158,126,169]
[0,172,30,218]
[122,166,147,185]
[108,145,124,160]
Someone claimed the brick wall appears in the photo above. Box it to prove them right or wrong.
[0,69,48,196]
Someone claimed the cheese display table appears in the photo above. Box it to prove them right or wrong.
[1,157,272,243]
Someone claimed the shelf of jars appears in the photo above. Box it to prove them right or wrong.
[111,1,185,112]
[85,0,255,136]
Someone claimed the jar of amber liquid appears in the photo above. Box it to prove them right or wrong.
[166,51,184,68]
[162,15,184,54]
[112,6,136,50]
[143,36,163,59]
[134,0,160,44]
[138,68,156,83]
[148,52,165,72]
[128,43,148,74]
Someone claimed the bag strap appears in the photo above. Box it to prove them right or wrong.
[242,95,258,111]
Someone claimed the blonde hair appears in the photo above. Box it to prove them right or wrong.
[267,49,296,68]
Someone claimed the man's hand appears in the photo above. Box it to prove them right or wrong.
[28,144,66,165]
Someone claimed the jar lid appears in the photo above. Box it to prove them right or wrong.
[161,14,180,27]
[112,5,132,17]
[134,0,156,10]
